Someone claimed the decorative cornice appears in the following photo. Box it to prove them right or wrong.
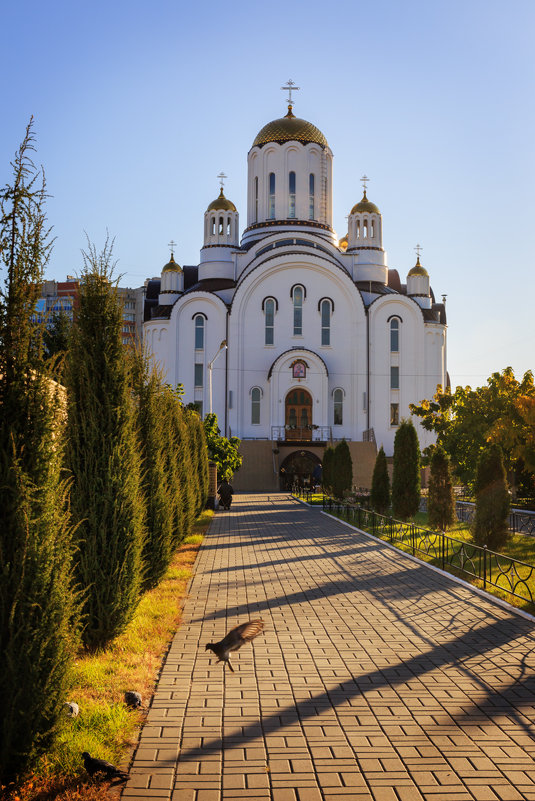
[243,219,333,234]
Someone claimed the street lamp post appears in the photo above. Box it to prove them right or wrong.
[208,339,227,415]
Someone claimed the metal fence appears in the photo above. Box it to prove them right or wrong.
[322,497,535,607]
[419,497,535,536]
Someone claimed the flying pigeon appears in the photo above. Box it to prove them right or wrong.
[124,691,142,708]
[82,751,128,781]
[64,701,79,717]
[205,619,264,672]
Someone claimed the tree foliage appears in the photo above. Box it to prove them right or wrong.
[0,120,79,780]
[427,446,456,531]
[203,412,242,480]
[322,446,335,494]
[410,368,535,489]
[65,237,145,649]
[392,419,421,519]
[473,445,510,550]
[371,446,390,514]
[332,439,353,499]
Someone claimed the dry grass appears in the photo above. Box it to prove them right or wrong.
[2,513,212,801]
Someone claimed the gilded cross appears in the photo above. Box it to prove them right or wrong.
[415,243,423,259]
[168,240,177,255]
[360,175,370,192]
[217,172,227,189]
[281,79,300,105]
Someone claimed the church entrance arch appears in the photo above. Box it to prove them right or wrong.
[285,388,312,441]
[279,450,321,491]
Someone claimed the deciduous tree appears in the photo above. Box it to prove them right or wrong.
[473,445,510,550]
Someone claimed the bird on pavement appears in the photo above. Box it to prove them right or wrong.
[82,751,128,781]
[124,690,142,708]
[205,619,264,672]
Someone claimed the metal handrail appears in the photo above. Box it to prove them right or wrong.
[322,497,535,607]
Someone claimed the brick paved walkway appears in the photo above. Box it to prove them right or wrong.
[124,494,535,801]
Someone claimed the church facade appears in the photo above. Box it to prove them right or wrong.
[144,94,447,485]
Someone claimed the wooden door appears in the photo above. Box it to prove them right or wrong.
[285,388,312,440]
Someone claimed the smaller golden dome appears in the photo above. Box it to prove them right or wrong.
[206,187,237,213]
[408,256,428,277]
[338,234,348,252]
[350,189,380,216]
[162,253,182,273]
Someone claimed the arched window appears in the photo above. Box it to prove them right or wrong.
[194,315,204,350]
[227,217,231,236]
[334,388,343,425]
[268,172,275,219]
[371,219,375,238]
[356,219,360,239]
[390,318,399,352]
[363,219,368,238]
[218,216,224,235]
[211,217,215,235]
[320,299,331,346]
[251,387,261,424]
[264,298,275,345]
[254,176,258,222]
[288,171,296,218]
[293,285,303,336]
[309,174,315,219]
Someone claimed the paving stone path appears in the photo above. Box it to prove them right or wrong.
[125,494,535,801]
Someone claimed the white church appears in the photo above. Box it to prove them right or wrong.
[144,85,448,491]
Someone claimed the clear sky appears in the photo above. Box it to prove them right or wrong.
[1,0,533,391]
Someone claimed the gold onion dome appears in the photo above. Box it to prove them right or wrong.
[162,253,182,272]
[206,187,237,212]
[252,105,328,149]
[338,234,348,251]
[408,256,429,277]
[350,189,380,215]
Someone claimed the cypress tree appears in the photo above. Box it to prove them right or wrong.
[0,121,79,780]
[191,410,209,511]
[332,439,353,498]
[392,419,421,519]
[427,446,456,531]
[473,445,510,550]
[131,349,174,591]
[322,446,335,495]
[65,238,145,649]
[371,446,390,514]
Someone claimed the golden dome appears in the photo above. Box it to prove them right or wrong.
[338,234,348,252]
[162,253,182,273]
[252,105,328,149]
[408,256,428,277]
[350,189,380,215]
[206,187,237,213]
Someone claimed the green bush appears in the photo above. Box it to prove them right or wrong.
[392,419,421,519]
[371,446,390,514]
[473,445,510,550]
[332,439,353,498]
[322,446,335,495]
[427,446,456,530]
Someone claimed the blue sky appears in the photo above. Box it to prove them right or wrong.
[1,0,533,390]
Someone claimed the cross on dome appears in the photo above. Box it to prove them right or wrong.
[281,79,300,107]
[217,172,227,190]
[168,239,177,256]
[360,175,370,193]
[415,243,423,259]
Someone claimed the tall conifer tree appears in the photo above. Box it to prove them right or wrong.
[65,238,145,649]
[0,121,79,779]
[371,446,390,514]
[332,439,353,498]
[427,446,456,530]
[392,419,421,519]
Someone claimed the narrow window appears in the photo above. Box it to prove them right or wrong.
[320,299,331,346]
[251,387,261,424]
[363,219,368,238]
[356,220,360,239]
[309,173,315,219]
[390,318,399,352]
[390,402,399,426]
[293,286,303,336]
[254,176,258,222]
[194,363,203,388]
[194,315,204,349]
[268,172,275,219]
[334,389,343,425]
[227,218,231,236]
[371,219,375,237]
[211,217,215,235]
[218,216,224,235]
[390,366,399,389]
[288,171,296,218]
[265,298,274,345]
